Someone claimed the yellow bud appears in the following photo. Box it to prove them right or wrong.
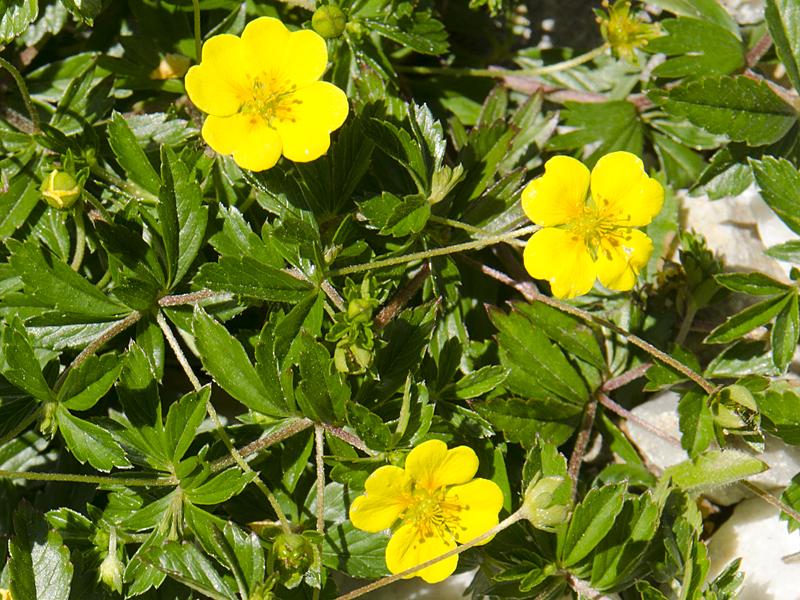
[40,170,81,210]
[0,589,13,600]
[312,5,347,39]
[150,53,192,80]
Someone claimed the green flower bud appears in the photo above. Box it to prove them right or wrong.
[274,532,314,573]
[98,551,124,594]
[312,5,347,39]
[521,475,570,531]
[40,170,81,209]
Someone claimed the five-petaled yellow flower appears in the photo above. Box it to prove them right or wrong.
[185,17,349,172]
[522,151,663,299]
[349,440,503,583]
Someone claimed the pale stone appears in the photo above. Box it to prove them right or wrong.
[708,498,800,599]
[625,392,800,505]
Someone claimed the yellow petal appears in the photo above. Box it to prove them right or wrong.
[521,156,589,226]
[284,29,329,86]
[185,35,249,116]
[446,478,503,545]
[349,466,409,533]
[595,228,653,291]
[241,17,290,77]
[523,228,596,299]
[404,440,479,491]
[385,523,458,583]
[275,82,349,162]
[230,120,283,172]
[202,113,254,156]
[590,151,664,227]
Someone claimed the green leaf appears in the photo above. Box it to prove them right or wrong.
[705,293,791,343]
[146,542,238,600]
[185,468,255,505]
[491,306,590,405]
[0,175,41,240]
[759,387,800,443]
[193,308,288,417]
[322,521,389,579]
[60,0,102,23]
[665,449,767,491]
[771,292,799,371]
[194,256,312,303]
[49,63,113,135]
[560,483,627,567]
[751,156,800,235]
[766,240,800,263]
[780,472,800,531]
[295,334,349,423]
[0,0,37,43]
[646,0,739,37]
[647,18,744,79]
[158,147,209,286]
[363,10,448,56]
[549,101,643,166]
[8,239,128,319]
[164,387,210,464]
[766,0,800,92]
[1,317,52,403]
[55,406,131,472]
[714,272,790,295]
[347,402,392,451]
[9,502,73,600]
[107,112,161,195]
[357,192,431,237]
[451,365,508,400]
[58,353,122,411]
[659,76,797,146]
[678,391,714,458]
[475,396,581,447]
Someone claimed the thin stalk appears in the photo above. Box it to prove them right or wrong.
[158,289,234,307]
[54,311,142,393]
[320,423,377,456]
[602,363,652,392]
[209,417,314,472]
[314,425,325,536]
[374,264,431,330]
[89,164,159,205]
[464,258,717,395]
[740,480,800,524]
[598,392,681,446]
[428,215,491,236]
[336,511,526,600]
[191,0,202,61]
[0,469,175,487]
[398,45,608,80]
[157,310,293,534]
[567,396,597,502]
[321,280,346,312]
[0,55,40,131]
[329,225,538,277]
[70,209,86,272]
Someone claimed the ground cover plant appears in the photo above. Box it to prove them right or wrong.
[1,0,800,598]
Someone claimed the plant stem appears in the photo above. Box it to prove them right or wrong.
[321,280,346,312]
[0,55,40,132]
[374,264,430,330]
[89,164,159,205]
[0,469,175,487]
[157,310,293,534]
[209,417,314,472]
[398,45,608,80]
[602,363,652,392]
[158,289,234,307]
[336,511,525,600]
[320,423,377,456]
[329,225,538,277]
[54,311,142,393]
[568,396,597,501]
[428,215,491,235]
[598,392,681,446]
[739,480,800,524]
[464,257,717,395]
[191,0,202,61]
[70,209,87,272]
[314,425,325,536]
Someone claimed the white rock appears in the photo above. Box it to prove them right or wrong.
[357,571,474,599]
[719,0,764,24]
[625,391,800,505]
[708,498,800,599]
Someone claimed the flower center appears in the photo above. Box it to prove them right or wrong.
[404,486,463,539]
[241,73,301,126]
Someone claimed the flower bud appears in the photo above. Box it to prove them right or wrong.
[596,0,660,62]
[98,551,124,594]
[312,5,347,39]
[150,53,192,80]
[521,475,570,531]
[40,170,81,210]
[274,532,314,572]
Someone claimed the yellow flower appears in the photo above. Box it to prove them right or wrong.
[349,440,503,584]
[184,17,349,172]
[521,152,663,299]
[596,0,660,62]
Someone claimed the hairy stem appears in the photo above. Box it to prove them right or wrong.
[209,417,314,472]
[70,209,86,272]
[568,396,598,501]
[0,55,40,132]
[329,225,538,277]
[320,423,377,456]
[0,469,175,487]
[315,425,325,536]
[374,264,430,330]
[191,0,202,61]
[157,311,293,534]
